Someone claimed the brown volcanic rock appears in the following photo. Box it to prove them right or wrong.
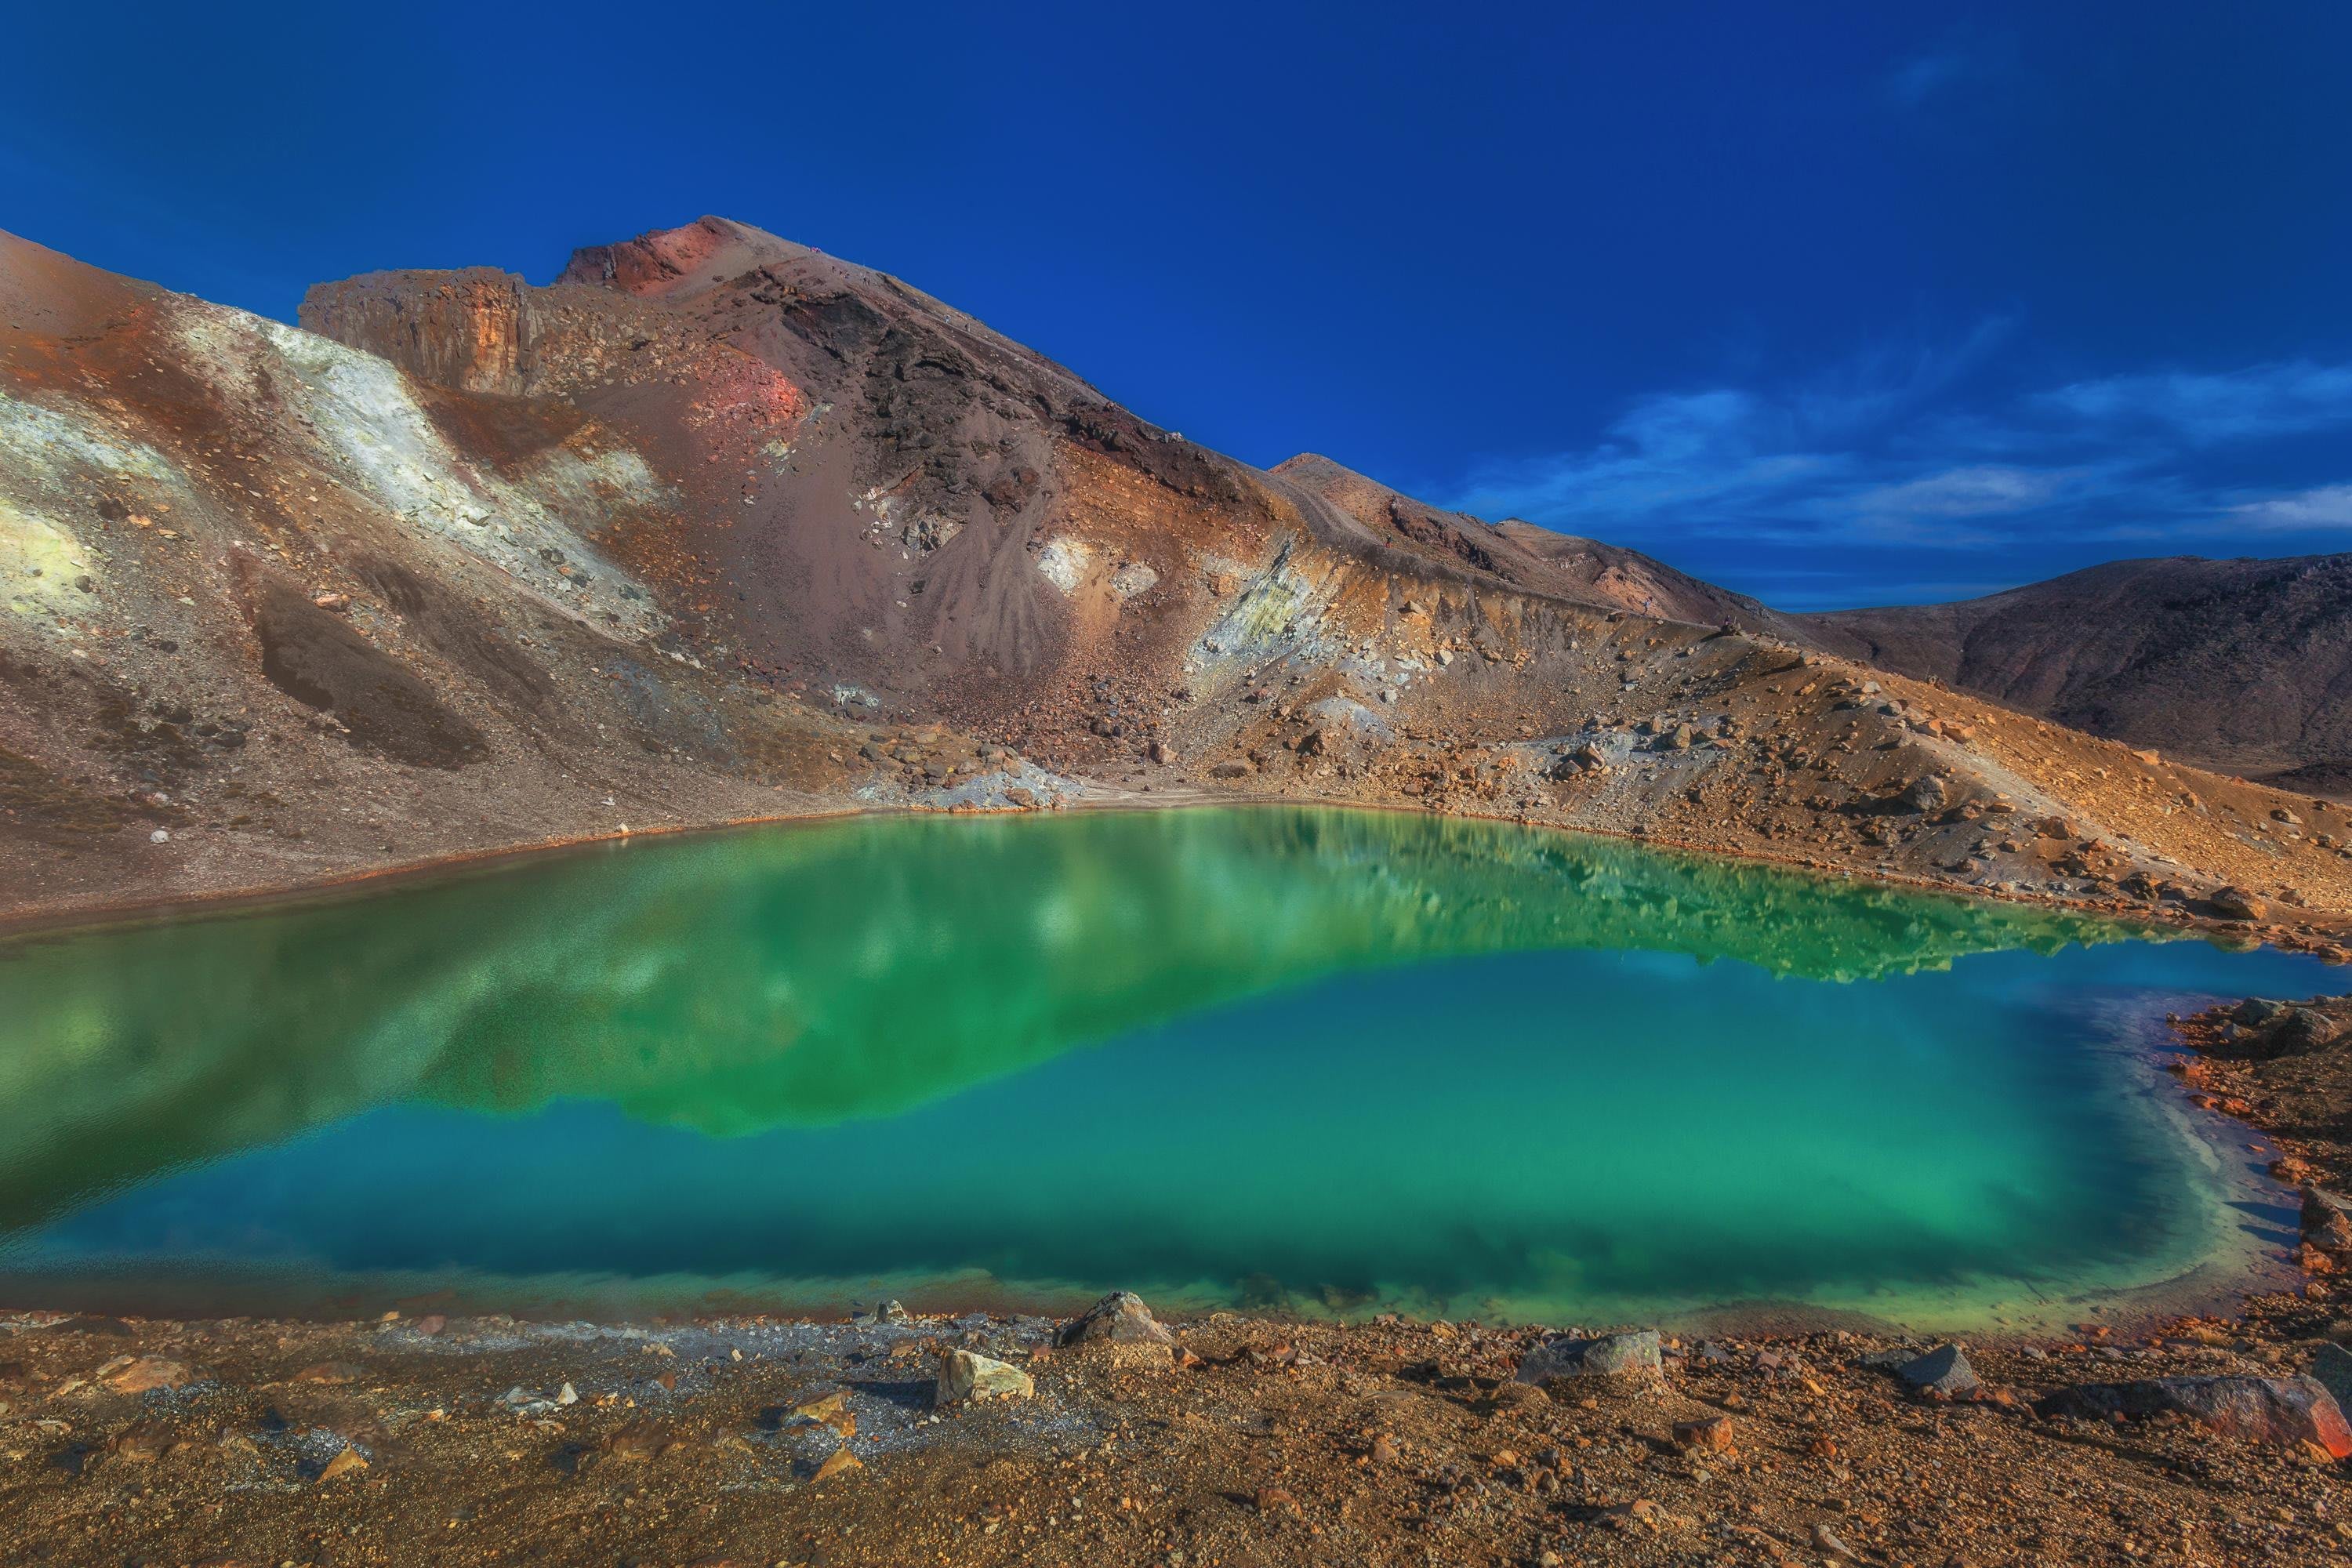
[298,267,533,394]
[1802,554,2352,791]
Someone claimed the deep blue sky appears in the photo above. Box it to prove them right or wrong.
[9,4,2351,608]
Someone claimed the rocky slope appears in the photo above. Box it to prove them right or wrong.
[1804,556,2352,795]
[6,218,2352,946]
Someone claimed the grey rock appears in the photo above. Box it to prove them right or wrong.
[2267,1009,2343,1057]
[1513,1330,1664,1392]
[1895,1343,1980,1399]
[1058,1290,1174,1348]
[1900,774,1952,813]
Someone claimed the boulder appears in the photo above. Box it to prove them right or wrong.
[2305,1188,2352,1251]
[1895,1343,1980,1399]
[2209,886,2268,921]
[2314,1342,2352,1414]
[935,1348,1034,1405]
[1057,1290,1177,1368]
[1058,1290,1174,1348]
[1671,1414,1736,1452]
[1512,1330,1663,1392]
[2033,1375,2352,1458]
[1900,774,1952,814]
[2267,1010,2343,1057]
[100,1356,191,1395]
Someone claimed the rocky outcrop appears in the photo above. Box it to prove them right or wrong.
[1057,1291,1175,1363]
[1512,1330,1664,1392]
[298,267,534,396]
[2033,1375,2352,1457]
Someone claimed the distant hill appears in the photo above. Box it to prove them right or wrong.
[1801,556,2352,793]
[1271,454,1806,639]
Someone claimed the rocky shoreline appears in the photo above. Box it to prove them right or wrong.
[8,1047,2352,1568]
[2,1277,2345,1567]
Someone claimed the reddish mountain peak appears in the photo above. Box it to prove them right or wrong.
[557,216,815,299]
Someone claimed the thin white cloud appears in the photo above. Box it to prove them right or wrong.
[1434,347,2352,557]
[2231,484,2352,530]
[2033,361,2352,445]
[1849,465,2068,519]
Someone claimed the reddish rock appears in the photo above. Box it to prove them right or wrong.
[2034,1375,2352,1457]
[101,1356,191,1394]
[1671,1415,1736,1452]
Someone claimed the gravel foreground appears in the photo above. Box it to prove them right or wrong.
[1,1273,2346,1567]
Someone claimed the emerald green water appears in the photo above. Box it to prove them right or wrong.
[0,808,2321,1329]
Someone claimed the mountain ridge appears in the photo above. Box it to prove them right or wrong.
[5,218,2350,949]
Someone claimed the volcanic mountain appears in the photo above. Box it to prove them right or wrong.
[1802,556,2352,797]
[5,216,2350,941]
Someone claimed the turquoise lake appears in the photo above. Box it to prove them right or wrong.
[0,808,2325,1330]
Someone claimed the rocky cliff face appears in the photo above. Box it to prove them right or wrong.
[7,217,2352,945]
[298,267,535,396]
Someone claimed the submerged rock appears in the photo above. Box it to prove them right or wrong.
[936,1348,1034,1405]
[2033,1375,2352,1457]
[1513,1330,1663,1393]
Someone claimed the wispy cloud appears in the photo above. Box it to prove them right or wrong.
[2232,483,2352,530]
[2034,362,2352,445]
[1884,50,1971,109]
[1849,465,2071,520]
[1436,346,2352,575]
[1880,27,2023,114]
